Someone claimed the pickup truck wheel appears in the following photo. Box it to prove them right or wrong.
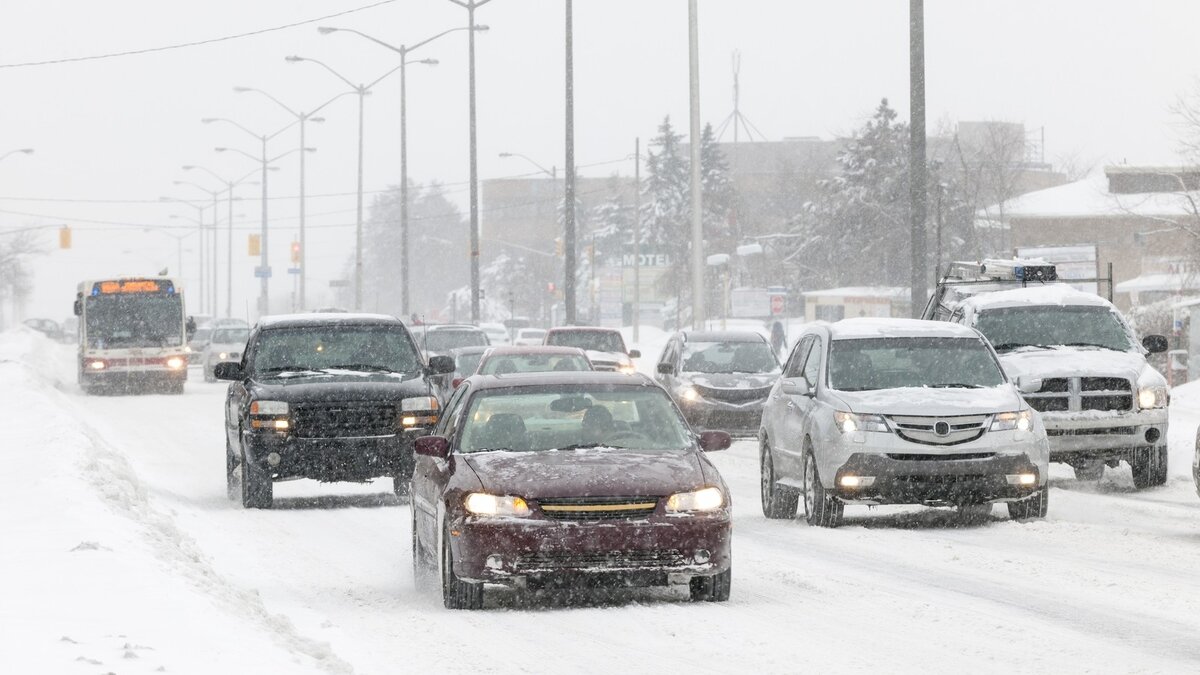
[689,567,732,602]
[1072,461,1105,481]
[240,455,273,509]
[1131,447,1167,489]
[225,440,238,501]
[803,447,843,528]
[1007,488,1048,520]
[760,442,797,519]
[440,526,483,610]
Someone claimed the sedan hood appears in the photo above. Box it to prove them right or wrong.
[585,350,632,366]
[997,348,1148,382]
[463,448,706,499]
[832,385,1024,416]
[250,371,432,403]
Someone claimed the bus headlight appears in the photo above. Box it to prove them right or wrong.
[86,359,106,370]
[166,356,185,369]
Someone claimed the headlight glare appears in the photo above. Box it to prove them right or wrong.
[666,486,725,512]
[991,410,1032,432]
[402,396,439,412]
[680,386,699,402]
[1138,386,1168,409]
[463,493,531,517]
[834,411,888,433]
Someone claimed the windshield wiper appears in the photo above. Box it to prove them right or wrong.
[991,343,1054,352]
[324,364,401,373]
[554,442,625,451]
[1058,342,1123,351]
[259,366,323,376]
[928,383,985,389]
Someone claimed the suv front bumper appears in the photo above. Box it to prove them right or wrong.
[243,428,430,482]
[1040,408,1167,463]
[833,451,1043,505]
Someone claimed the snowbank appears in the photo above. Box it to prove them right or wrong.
[0,328,345,675]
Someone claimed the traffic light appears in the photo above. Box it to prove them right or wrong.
[248,234,261,256]
[290,241,301,264]
[547,281,556,293]
[58,225,71,249]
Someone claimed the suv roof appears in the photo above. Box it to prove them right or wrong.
[958,284,1113,312]
[547,326,620,334]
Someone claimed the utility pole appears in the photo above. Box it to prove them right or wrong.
[632,137,641,343]
[909,0,928,317]
[564,0,577,325]
[688,0,705,329]
[260,135,270,316]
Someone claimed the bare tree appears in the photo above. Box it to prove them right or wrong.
[0,231,45,329]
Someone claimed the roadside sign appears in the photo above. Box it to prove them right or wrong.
[287,267,301,275]
[770,294,785,316]
[254,266,272,279]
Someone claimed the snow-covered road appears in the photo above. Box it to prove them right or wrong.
[5,329,1200,674]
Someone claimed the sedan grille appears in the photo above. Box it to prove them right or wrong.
[537,496,659,521]
[514,549,687,572]
[292,402,396,438]
[888,414,988,446]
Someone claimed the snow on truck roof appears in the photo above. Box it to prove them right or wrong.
[256,312,401,329]
[829,317,980,340]
[959,284,1113,311]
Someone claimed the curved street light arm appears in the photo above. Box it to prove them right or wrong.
[308,89,357,117]
[235,86,300,119]
[160,195,206,211]
[214,147,260,164]
[265,118,300,143]
[289,55,359,92]
[202,117,262,142]
[173,179,221,197]
[366,62,404,90]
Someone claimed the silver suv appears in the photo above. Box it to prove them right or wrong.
[758,318,1050,527]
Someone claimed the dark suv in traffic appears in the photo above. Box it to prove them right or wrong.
[215,313,454,508]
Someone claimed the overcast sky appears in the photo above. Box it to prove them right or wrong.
[4,0,1199,318]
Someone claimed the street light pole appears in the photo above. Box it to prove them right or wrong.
[633,137,641,342]
[564,0,577,326]
[162,197,207,309]
[687,0,705,329]
[182,164,260,319]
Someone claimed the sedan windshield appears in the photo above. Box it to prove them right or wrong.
[251,326,421,375]
[478,353,591,375]
[546,330,625,353]
[975,305,1134,352]
[682,341,780,374]
[829,337,1005,391]
[459,385,691,453]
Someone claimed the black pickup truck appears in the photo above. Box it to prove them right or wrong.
[215,313,454,508]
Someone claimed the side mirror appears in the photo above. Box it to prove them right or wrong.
[414,435,451,459]
[698,430,732,452]
[1143,335,1169,354]
[73,299,82,317]
[213,362,243,381]
[427,354,456,375]
[656,362,676,375]
[628,349,641,359]
[1016,376,1042,394]
[780,378,811,397]
[451,377,464,389]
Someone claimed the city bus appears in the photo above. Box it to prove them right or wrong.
[73,276,193,394]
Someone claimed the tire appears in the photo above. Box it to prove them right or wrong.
[240,453,273,509]
[760,441,798,519]
[955,503,992,524]
[393,477,411,499]
[411,506,433,590]
[1131,446,1168,489]
[440,526,483,610]
[802,446,843,528]
[1072,461,1105,481]
[1007,488,1049,520]
[225,440,238,501]
[689,567,732,602]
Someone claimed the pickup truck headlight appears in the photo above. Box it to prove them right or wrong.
[990,410,1032,432]
[678,385,700,402]
[1138,386,1168,410]
[834,411,888,433]
[400,396,440,427]
[464,493,531,517]
[666,486,725,513]
[249,400,289,431]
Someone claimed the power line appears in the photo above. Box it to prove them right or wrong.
[0,0,398,69]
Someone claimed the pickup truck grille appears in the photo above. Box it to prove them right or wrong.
[292,402,397,438]
[537,496,659,521]
[1025,377,1132,413]
[888,415,988,446]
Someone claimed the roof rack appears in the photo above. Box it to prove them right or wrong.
[922,258,1114,319]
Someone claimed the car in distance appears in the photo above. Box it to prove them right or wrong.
[202,326,250,382]
[655,330,781,436]
[187,325,213,364]
[476,345,592,376]
[480,322,511,346]
[215,313,454,508]
[444,345,491,393]
[544,326,640,372]
[410,324,490,358]
[512,327,547,346]
[759,318,1050,527]
[410,371,733,609]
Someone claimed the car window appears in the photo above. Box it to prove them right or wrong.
[546,330,626,353]
[828,337,1006,391]
[211,328,249,344]
[681,340,780,374]
[249,325,421,375]
[974,305,1134,352]
[437,382,471,439]
[784,336,814,378]
[802,337,822,387]
[479,353,591,375]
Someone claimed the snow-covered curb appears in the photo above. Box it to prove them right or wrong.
[0,329,350,675]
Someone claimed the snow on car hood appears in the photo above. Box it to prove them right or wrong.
[585,349,632,365]
[685,372,778,389]
[464,448,705,499]
[832,385,1024,416]
[997,348,1156,384]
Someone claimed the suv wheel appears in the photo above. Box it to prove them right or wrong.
[440,526,483,610]
[240,454,273,509]
[1007,488,1049,520]
[802,447,843,528]
[689,568,732,602]
[760,441,797,519]
[225,439,238,501]
[1131,446,1168,489]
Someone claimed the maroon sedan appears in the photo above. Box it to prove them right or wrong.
[410,371,732,609]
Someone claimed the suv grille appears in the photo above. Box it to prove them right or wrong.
[292,402,397,438]
[537,496,659,520]
[1025,377,1132,413]
[888,415,988,446]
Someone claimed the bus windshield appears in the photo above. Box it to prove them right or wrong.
[85,294,184,349]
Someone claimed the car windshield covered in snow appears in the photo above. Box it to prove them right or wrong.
[250,326,421,375]
[85,294,183,349]
[829,337,1005,391]
[682,340,780,374]
[546,329,626,353]
[459,385,691,453]
[478,352,590,375]
[975,305,1134,352]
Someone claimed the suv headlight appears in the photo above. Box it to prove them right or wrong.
[400,396,440,427]
[1138,386,1168,410]
[249,400,289,431]
[666,486,725,513]
[834,411,888,433]
[990,410,1032,432]
[464,493,531,517]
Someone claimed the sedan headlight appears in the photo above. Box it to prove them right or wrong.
[666,486,725,513]
[463,493,531,517]
[678,385,700,402]
[1138,386,1168,410]
[990,410,1032,432]
[834,411,888,433]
